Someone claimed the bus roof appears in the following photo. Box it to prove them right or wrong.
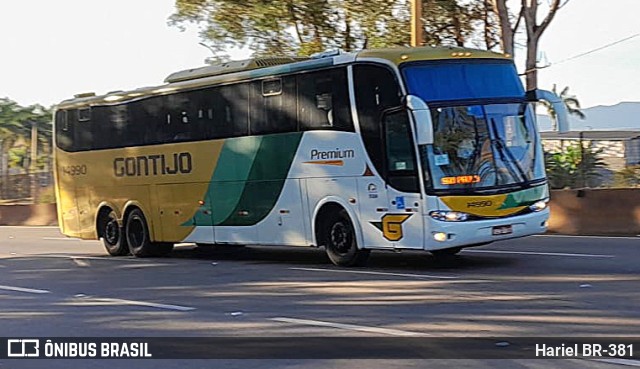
[57,46,510,109]
[357,46,510,65]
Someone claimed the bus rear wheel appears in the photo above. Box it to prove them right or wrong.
[99,209,129,256]
[125,208,173,257]
[323,210,370,267]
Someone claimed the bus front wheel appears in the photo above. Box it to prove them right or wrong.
[323,210,370,267]
[99,209,129,256]
[125,208,173,257]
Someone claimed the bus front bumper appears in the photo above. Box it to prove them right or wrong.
[423,208,549,251]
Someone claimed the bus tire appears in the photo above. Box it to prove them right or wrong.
[323,209,370,267]
[99,209,129,256]
[125,208,173,257]
[430,247,462,257]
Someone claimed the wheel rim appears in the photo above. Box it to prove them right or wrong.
[128,216,146,248]
[104,217,119,246]
[330,221,352,254]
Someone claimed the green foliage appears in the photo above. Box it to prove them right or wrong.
[0,98,53,172]
[613,166,640,188]
[544,143,606,189]
[169,0,500,57]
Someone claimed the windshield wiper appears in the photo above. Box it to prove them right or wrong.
[490,118,531,188]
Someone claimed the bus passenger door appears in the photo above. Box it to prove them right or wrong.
[381,110,424,250]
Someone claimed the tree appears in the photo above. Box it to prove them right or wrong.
[0,98,29,194]
[492,0,569,90]
[419,0,501,50]
[544,142,605,189]
[0,98,52,197]
[540,84,585,130]
[169,0,501,58]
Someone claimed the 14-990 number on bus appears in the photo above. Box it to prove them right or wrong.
[62,165,87,176]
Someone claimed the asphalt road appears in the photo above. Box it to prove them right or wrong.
[1,226,639,369]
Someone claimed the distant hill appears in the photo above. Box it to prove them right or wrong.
[537,101,640,131]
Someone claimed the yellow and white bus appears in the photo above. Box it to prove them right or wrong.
[53,46,568,266]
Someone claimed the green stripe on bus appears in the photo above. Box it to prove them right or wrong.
[498,185,548,209]
[219,132,303,226]
[210,137,262,224]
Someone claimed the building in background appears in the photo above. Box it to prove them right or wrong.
[541,131,640,170]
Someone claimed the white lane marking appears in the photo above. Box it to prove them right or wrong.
[535,234,640,240]
[71,257,90,267]
[0,285,51,294]
[588,358,640,367]
[42,237,81,241]
[463,249,615,258]
[75,296,195,311]
[290,267,458,280]
[465,249,615,258]
[272,317,426,336]
[117,263,171,268]
[0,226,59,229]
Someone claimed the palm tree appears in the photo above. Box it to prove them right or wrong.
[542,84,586,131]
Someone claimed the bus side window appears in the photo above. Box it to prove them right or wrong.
[74,108,92,151]
[55,110,73,151]
[91,106,107,149]
[298,68,353,132]
[250,76,296,135]
[217,83,249,138]
[190,88,215,141]
[163,93,192,142]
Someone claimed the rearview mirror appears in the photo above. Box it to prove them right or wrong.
[526,90,569,133]
[405,95,434,145]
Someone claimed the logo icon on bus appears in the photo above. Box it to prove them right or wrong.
[371,214,412,241]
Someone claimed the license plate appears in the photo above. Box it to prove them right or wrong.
[492,225,513,236]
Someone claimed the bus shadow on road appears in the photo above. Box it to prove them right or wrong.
[167,244,517,272]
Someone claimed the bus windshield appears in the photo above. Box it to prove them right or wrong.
[402,60,545,192]
[420,103,544,191]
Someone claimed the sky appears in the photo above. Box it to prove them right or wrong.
[1,0,639,109]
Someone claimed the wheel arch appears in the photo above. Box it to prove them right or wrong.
[95,201,120,238]
[122,200,157,242]
[311,196,365,250]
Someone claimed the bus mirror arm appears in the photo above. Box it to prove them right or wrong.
[526,89,570,133]
[405,95,434,145]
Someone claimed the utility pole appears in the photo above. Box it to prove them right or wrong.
[579,131,585,188]
[410,0,423,47]
[30,121,38,201]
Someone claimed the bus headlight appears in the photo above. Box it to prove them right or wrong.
[433,232,448,242]
[529,199,549,212]
[429,211,469,222]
